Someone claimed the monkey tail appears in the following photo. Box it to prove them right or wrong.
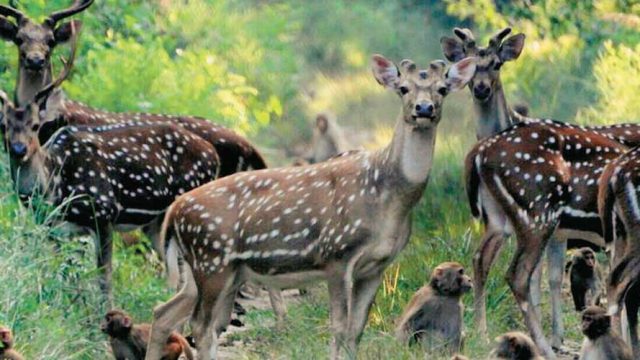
[464,150,482,219]
[598,170,617,245]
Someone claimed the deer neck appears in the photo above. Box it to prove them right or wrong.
[381,113,437,188]
[16,64,53,106]
[473,81,511,139]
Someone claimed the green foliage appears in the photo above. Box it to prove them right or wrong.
[578,41,640,124]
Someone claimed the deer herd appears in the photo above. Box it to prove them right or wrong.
[1,1,640,360]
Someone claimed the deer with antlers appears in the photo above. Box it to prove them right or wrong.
[0,34,221,304]
[0,0,266,177]
[442,27,640,352]
[599,147,640,358]
[143,55,476,360]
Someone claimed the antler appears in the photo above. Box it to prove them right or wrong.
[45,0,94,27]
[453,27,477,52]
[35,22,79,103]
[488,27,512,49]
[0,1,24,22]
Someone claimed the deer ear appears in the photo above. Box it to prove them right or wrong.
[371,54,400,90]
[499,33,525,62]
[440,36,465,62]
[54,20,82,44]
[0,16,17,42]
[0,329,10,343]
[445,57,476,92]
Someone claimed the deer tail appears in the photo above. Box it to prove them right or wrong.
[159,203,182,289]
[465,150,482,219]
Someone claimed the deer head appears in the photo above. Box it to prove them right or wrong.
[0,0,92,104]
[1,23,77,164]
[372,54,476,128]
[441,27,525,103]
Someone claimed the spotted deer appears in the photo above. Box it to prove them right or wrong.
[0,42,221,304]
[599,147,640,358]
[144,55,476,360]
[0,0,266,177]
[442,26,640,350]
[465,117,629,358]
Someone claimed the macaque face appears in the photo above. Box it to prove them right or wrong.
[101,310,133,337]
[431,262,473,296]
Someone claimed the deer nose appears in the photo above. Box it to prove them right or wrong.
[473,84,491,100]
[25,56,46,70]
[414,102,434,118]
[10,142,27,157]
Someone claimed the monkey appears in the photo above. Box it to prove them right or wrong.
[569,247,603,311]
[101,309,194,360]
[491,332,544,360]
[304,111,347,164]
[395,262,472,354]
[0,327,24,360]
[579,306,632,360]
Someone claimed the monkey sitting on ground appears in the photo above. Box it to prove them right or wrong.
[0,327,24,360]
[491,331,544,360]
[101,309,194,360]
[569,247,603,311]
[304,111,347,164]
[579,306,632,360]
[395,262,472,354]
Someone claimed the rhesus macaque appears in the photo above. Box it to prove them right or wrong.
[101,309,194,360]
[569,247,602,311]
[491,332,544,360]
[0,327,24,360]
[395,262,472,353]
[305,111,347,164]
[579,306,632,360]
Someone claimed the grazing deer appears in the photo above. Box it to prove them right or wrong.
[442,26,640,349]
[0,42,221,304]
[144,55,476,360]
[0,0,266,177]
[465,117,627,358]
[599,147,640,358]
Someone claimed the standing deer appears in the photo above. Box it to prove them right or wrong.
[144,55,476,360]
[0,43,221,304]
[465,117,627,358]
[442,26,640,349]
[0,0,266,177]
[599,147,640,358]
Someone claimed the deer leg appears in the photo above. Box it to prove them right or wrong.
[529,257,543,321]
[95,224,114,307]
[146,258,198,360]
[346,271,384,354]
[472,228,505,337]
[195,270,241,360]
[547,237,566,349]
[625,283,640,358]
[507,231,556,360]
[327,274,349,360]
[267,288,287,329]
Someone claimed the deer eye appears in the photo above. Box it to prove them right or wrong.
[494,62,503,70]
[438,87,448,96]
[399,86,410,95]
[31,123,40,132]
